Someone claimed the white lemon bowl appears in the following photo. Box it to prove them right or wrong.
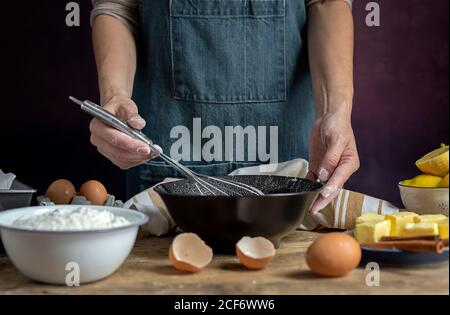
[0,205,148,285]
[398,183,449,215]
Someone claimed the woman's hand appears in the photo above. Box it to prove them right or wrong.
[307,112,360,214]
[89,94,157,170]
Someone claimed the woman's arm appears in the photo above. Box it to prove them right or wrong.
[307,1,360,213]
[90,2,155,170]
[308,0,354,119]
[92,14,136,104]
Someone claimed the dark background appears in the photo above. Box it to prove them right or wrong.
[0,0,448,206]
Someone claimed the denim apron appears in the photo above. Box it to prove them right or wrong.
[128,0,315,197]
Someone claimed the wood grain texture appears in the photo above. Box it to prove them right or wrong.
[0,231,448,295]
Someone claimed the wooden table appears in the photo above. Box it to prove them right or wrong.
[0,231,448,295]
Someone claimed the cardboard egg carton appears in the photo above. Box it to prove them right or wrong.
[37,195,124,208]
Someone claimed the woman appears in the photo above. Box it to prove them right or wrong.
[89,0,359,213]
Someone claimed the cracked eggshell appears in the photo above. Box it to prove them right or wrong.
[236,236,276,270]
[169,233,213,273]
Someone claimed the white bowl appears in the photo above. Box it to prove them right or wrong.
[399,183,449,215]
[0,205,148,285]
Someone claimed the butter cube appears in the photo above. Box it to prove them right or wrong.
[355,213,386,225]
[401,222,439,237]
[414,214,448,224]
[438,218,449,240]
[386,212,418,236]
[354,220,391,243]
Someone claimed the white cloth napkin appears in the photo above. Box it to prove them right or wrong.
[0,169,16,190]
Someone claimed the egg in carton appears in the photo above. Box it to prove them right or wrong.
[40,179,124,207]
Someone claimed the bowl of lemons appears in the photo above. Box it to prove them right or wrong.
[399,144,449,215]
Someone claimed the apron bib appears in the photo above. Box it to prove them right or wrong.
[128,0,315,197]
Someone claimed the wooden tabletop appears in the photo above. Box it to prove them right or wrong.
[0,231,448,295]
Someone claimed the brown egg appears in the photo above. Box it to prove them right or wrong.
[236,236,276,270]
[45,179,76,204]
[79,180,108,205]
[306,233,361,277]
[169,233,213,273]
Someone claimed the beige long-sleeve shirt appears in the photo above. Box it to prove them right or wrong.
[91,0,353,35]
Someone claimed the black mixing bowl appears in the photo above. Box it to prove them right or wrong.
[154,175,323,253]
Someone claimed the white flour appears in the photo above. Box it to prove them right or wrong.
[12,207,130,231]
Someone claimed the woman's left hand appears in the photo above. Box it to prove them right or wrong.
[307,112,360,214]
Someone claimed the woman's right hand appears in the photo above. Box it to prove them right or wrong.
[89,94,157,170]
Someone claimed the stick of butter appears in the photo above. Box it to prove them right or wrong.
[355,220,391,243]
[414,214,448,224]
[355,213,386,225]
[401,222,439,237]
[386,212,418,236]
[438,218,449,240]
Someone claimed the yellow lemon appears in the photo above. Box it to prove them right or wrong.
[400,179,412,186]
[439,174,449,188]
[415,145,449,177]
[402,174,443,188]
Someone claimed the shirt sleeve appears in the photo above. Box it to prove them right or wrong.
[91,0,139,35]
[306,0,353,8]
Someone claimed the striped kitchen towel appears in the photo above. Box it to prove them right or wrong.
[311,190,399,230]
[124,159,400,235]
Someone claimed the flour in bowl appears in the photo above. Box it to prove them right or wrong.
[12,207,130,231]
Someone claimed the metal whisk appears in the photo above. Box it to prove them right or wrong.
[69,97,264,197]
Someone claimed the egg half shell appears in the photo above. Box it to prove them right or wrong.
[169,233,213,273]
[236,236,276,270]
